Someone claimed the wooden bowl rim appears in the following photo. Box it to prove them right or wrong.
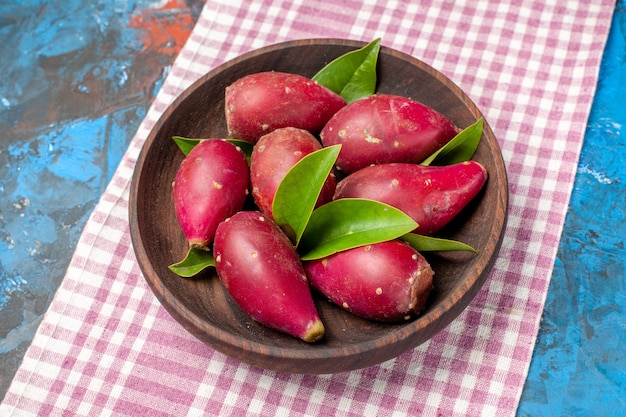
[129,38,509,372]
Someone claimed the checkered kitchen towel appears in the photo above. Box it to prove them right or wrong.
[0,0,614,416]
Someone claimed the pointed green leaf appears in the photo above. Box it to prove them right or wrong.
[168,247,215,277]
[299,198,418,260]
[421,118,484,166]
[173,136,202,155]
[272,145,341,245]
[312,38,381,103]
[401,233,478,253]
[172,136,253,163]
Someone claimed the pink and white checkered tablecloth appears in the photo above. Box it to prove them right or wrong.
[0,1,614,415]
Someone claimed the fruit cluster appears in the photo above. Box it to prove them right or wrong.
[169,40,487,342]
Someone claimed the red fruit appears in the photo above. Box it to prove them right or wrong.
[225,71,346,143]
[250,127,336,220]
[334,161,488,235]
[320,94,459,173]
[304,240,434,322]
[172,139,249,249]
[213,211,324,342]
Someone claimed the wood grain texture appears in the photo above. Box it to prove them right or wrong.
[129,39,508,374]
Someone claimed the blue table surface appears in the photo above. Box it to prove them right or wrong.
[1,1,624,414]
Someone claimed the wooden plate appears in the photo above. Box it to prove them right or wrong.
[129,39,508,374]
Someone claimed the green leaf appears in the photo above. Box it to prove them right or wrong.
[401,233,478,253]
[173,136,201,155]
[168,247,215,277]
[299,198,418,260]
[272,145,341,245]
[420,118,484,166]
[172,136,253,163]
[312,38,381,103]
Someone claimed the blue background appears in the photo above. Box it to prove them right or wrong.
[0,0,204,397]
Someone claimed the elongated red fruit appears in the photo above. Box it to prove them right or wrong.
[213,211,324,342]
[225,71,346,143]
[320,94,459,173]
[304,240,434,322]
[172,139,249,249]
[334,161,488,235]
[250,127,336,220]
